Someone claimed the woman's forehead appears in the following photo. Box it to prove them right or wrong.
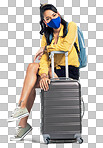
[43,10,56,18]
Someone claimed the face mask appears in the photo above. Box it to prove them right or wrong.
[47,16,61,29]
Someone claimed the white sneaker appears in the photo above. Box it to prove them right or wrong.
[10,123,33,141]
[7,105,29,122]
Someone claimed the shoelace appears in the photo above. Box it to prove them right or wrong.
[11,106,21,117]
[14,126,22,136]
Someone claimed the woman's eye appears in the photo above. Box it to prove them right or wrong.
[53,14,56,17]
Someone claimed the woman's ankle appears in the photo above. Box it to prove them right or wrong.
[21,103,26,108]
[19,100,26,108]
[19,123,27,128]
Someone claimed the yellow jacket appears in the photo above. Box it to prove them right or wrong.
[38,21,80,76]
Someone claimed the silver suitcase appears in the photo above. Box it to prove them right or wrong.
[40,51,84,144]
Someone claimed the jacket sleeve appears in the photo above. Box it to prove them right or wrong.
[47,22,77,52]
[38,34,49,76]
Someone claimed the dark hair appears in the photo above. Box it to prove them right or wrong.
[39,3,68,45]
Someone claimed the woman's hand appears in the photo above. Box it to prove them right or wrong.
[33,46,45,63]
[40,77,50,91]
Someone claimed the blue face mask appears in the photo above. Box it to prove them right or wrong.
[47,16,61,29]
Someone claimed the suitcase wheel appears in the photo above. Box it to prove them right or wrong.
[43,137,50,144]
[77,137,83,144]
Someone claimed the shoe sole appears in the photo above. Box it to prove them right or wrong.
[7,112,29,122]
[10,127,33,141]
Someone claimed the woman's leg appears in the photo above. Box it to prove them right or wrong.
[18,63,39,108]
[18,81,40,128]
[18,66,58,128]
[18,63,41,128]
[48,66,59,79]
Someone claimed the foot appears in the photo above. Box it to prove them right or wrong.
[7,105,29,122]
[10,123,33,141]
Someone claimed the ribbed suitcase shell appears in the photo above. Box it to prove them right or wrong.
[40,79,82,143]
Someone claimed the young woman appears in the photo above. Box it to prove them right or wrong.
[7,3,80,141]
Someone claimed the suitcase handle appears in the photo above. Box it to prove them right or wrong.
[81,97,85,118]
[51,51,69,79]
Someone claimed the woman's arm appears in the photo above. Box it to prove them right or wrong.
[38,50,49,77]
[37,33,49,77]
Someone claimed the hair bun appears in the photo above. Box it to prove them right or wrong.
[40,3,48,8]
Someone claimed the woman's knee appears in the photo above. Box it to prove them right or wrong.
[27,63,39,73]
[48,66,59,78]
